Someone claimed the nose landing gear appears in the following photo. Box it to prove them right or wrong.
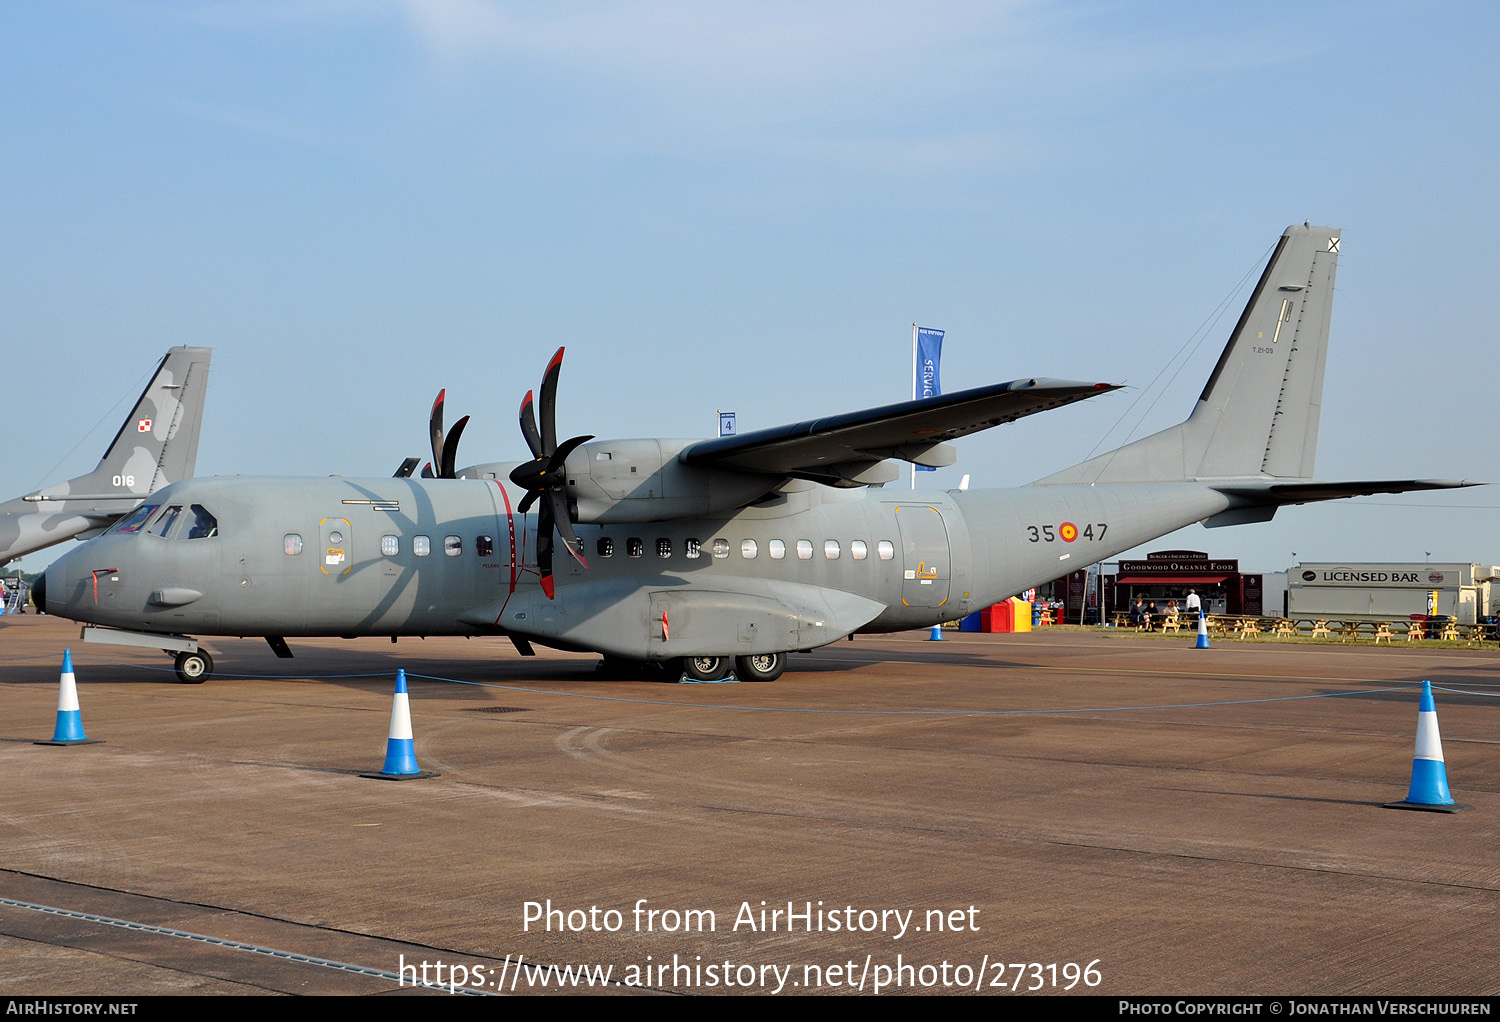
[173,650,213,684]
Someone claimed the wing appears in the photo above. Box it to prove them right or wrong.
[679,377,1118,485]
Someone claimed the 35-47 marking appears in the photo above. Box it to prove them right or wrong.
[1025,521,1106,543]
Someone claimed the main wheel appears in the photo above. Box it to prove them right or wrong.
[735,652,786,683]
[683,655,730,681]
[174,650,213,684]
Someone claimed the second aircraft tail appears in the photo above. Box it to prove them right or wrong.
[42,346,213,501]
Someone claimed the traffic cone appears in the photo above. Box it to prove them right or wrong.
[36,649,100,746]
[1195,613,1210,649]
[362,670,437,780]
[929,624,944,641]
[1384,681,1470,812]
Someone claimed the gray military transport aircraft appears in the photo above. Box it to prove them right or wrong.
[1,346,211,569]
[35,227,1469,682]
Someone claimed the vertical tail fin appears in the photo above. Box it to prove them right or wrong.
[1035,225,1340,485]
[57,346,213,498]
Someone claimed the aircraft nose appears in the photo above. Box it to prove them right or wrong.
[31,571,46,613]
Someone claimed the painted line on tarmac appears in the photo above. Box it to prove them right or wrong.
[0,895,492,995]
[404,674,1454,717]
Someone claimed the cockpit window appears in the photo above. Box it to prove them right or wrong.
[112,504,160,534]
[147,505,183,538]
[185,505,218,540]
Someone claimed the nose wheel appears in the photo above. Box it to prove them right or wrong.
[173,650,213,684]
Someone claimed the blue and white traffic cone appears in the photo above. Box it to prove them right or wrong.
[929,624,944,641]
[1385,681,1470,812]
[363,670,437,780]
[1195,613,1210,649]
[37,649,99,746]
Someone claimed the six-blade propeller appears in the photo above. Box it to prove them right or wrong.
[508,347,593,598]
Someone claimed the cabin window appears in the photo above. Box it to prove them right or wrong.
[627,538,643,558]
[824,540,840,559]
[284,533,303,556]
[147,505,182,538]
[851,540,868,560]
[656,538,672,558]
[768,539,785,559]
[186,505,218,539]
[877,540,895,560]
[413,535,431,557]
[112,505,160,534]
[381,535,400,556]
[477,536,494,557]
[741,539,757,559]
[685,538,701,559]
[597,537,614,557]
[445,535,462,557]
[712,538,729,559]
[796,540,813,560]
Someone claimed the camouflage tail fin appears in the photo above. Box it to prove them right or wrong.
[1035,225,1340,485]
[57,346,213,499]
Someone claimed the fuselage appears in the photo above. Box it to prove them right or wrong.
[38,474,1233,654]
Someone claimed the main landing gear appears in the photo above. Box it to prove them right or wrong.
[595,652,788,683]
[674,652,787,682]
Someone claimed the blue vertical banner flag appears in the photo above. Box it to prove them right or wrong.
[914,327,944,472]
[915,327,944,401]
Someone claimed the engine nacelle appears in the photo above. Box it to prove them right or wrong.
[564,439,781,523]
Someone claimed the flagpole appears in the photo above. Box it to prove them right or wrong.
[911,322,917,490]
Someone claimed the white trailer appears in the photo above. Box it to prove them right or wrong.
[1287,563,1499,624]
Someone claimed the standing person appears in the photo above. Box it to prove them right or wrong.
[1186,588,1202,623]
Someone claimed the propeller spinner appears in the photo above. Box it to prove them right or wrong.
[508,347,594,598]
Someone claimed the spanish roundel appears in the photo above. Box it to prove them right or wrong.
[1059,522,1078,542]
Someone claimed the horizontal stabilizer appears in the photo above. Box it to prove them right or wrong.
[681,377,1118,483]
[1214,479,1479,505]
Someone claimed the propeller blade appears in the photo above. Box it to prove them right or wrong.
[518,390,543,460]
[392,457,420,479]
[420,463,434,479]
[429,389,446,472]
[549,433,595,474]
[537,497,555,599]
[548,487,589,569]
[539,346,565,454]
[439,415,470,479]
[517,490,538,515]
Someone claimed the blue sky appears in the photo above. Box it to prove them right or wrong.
[4,1,1496,573]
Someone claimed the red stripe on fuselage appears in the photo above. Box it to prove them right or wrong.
[493,479,517,624]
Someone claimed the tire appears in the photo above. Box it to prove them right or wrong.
[683,655,730,681]
[735,652,786,683]
[174,650,213,684]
